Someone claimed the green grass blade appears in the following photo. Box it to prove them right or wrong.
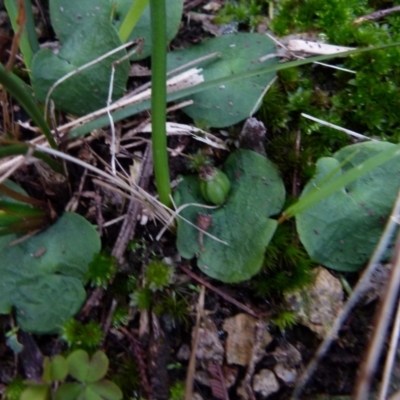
[68,41,400,139]
[4,0,37,69]
[0,143,62,173]
[283,144,400,219]
[23,0,40,53]
[0,200,46,217]
[0,64,57,149]
[119,0,149,43]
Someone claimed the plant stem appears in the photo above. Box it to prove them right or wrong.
[150,0,171,206]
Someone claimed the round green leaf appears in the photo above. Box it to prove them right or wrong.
[49,0,183,60]
[82,386,102,400]
[175,150,285,282]
[89,380,123,400]
[20,385,50,400]
[67,350,109,383]
[86,351,109,383]
[0,212,101,333]
[167,33,278,128]
[55,383,84,400]
[67,349,90,382]
[51,355,69,381]
[31,18,129,116]
[296,141,400,271]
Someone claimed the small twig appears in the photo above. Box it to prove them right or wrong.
[185,285,205,400]
[207,362,230,400]
[292,189,400,399]
[101,298,117,343]
[180,265,260,318]
[6,0,25,71]
[107,49,137,175]
[379,295,400,399]
[112,144,153,263]
[120,326,152,398]
[301,113,378,141]
[354,6,400,24]
[354,231,400,399]
[292,130,301,197]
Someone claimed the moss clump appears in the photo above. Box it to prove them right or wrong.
[252,224,314,297]
[61,319,103,351]
[264,0,400,148]
[214,0,270,31]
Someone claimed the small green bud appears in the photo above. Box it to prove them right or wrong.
[199,166,231,205]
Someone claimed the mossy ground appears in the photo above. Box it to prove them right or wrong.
[1,0,398,398]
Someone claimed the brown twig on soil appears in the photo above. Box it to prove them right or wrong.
[101,298,117,343]
[291,189,400,399]
[292,130,301,197]
[120,326,152,399]
[82,145,152,317]
[207,362,230,400]
[185,285,205,400]
[180,265,260,319]
[354,6,400,24]
[379,293,400,399]
[6,0,25,71]
[112,144,153,262]
[354,231,400,399]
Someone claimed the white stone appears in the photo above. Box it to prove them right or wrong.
[252,369,279,398]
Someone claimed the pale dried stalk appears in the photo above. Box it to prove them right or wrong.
[292,189,400,399]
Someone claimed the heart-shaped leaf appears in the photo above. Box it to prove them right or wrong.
[175,150,285,282]
[296,141,400,271]
[55,383,83,400]
[49,0,183,60]
[89,380,123,400]
[0,212,101,333]
[167,33,278,128]
[67,350,108,383]
[31,18,129,116]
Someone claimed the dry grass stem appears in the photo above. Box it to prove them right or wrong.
[292,189,400,399]
[301,113,378,141]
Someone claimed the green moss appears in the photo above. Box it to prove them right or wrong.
[169,381,185,400]
[265,0,400,150]
[252,224,314,296]
[61,319,103,351]
[86,252,117,288]
[214,0,270,31]
[4,378,26,400]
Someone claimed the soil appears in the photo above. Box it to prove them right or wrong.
[0,1,393,400]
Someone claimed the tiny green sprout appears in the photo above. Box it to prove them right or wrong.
[61,319,103,351]
[145,260,174,291]
[4,378,26,400]
[130,287,152,310]
[187,150,212,172]
[87,253,117,288]
[271,310,299,331]
[127,238,147,261]
[167,362,182,370]
[169,381,185,400]
[112,306,130,329]
[153,291,190,326]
